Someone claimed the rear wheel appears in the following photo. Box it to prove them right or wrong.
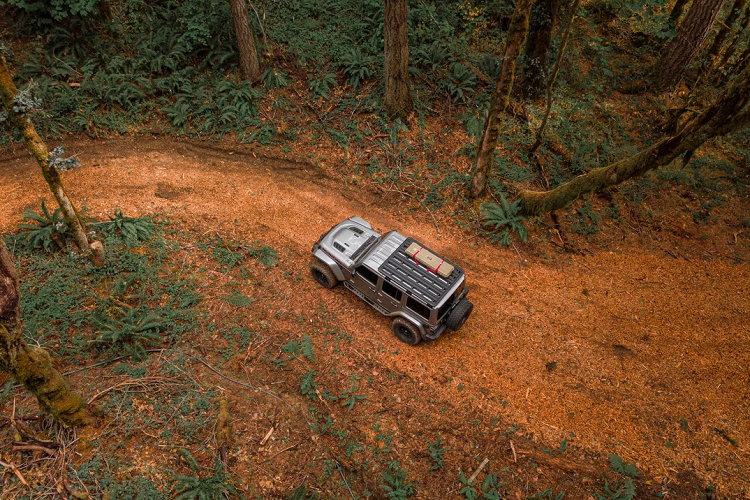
[446,298,473,330]
[310,260,338,288]
[392,317,422,345]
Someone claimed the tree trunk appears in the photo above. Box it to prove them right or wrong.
[384,0,413,121]
[707,0,747,57]
[468,0,535,199]
[656,0,726,91]
[229,0,260,83]
[0,241,87,427]
[529,0,582,153]
[670,0,691,26]
[516,0,559,100]
[518,63,750,215]
[0,57,104,267]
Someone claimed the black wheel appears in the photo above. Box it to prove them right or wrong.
[446,298,473,331]
[392,317,422,345]
[310,260,338,288]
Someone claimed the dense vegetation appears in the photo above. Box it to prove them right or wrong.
[1,0,749,497]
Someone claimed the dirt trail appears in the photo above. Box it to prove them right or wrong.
[2,137,749,496]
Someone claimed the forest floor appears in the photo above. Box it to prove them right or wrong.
[0,137,749,499]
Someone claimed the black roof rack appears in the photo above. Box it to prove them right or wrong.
[378,238,463,308]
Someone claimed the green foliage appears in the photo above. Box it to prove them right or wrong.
[246,243,279,268]
[104,209,156,248]
[308,74,338,99]
[221,293,253,307]
[428,433,448,471]
[287,486,319,500]
[300,369,317,399]
[415,41,450,70]
[459,470,478,500]
[380,461,417,499]
[11,212,199,361]
[3,0,101,23]
[262,68,292,89]
[338,47,373,89]
[16,199,69,252]
[92,295,165,361]
[594,478,636,500]
[173,461,235,500]
[608,454,639,477]
[301,334,316,361]
[477,54,502,80]
[481,195,528,246]
[442,63,477,102]
[340,385,368,411]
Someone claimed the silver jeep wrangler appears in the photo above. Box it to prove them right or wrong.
[310,216,473,345]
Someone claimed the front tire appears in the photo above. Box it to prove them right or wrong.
[392,317,422,345]
[446,298,473,331]
[310,260,338,288]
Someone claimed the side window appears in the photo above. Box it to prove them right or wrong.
[382,280,403,301]
[406,296,430,319]
[357,266,378,285]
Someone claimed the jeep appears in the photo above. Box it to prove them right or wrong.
[310,216,473,345]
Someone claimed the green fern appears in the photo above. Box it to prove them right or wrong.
[247,243,278,268]
[595,478,635,500]
[308,74,337,100]
[16,199,69,252]
[222,293,253,307]
[92,305,164,361]
[300,369,317,399]
[338,47,371,89]
[301,334,315,362]
[477,54,502,80]
[608,454,639,478]
[481,195,527,246]
[174,461,235,500]
[380,461,417,499]
[262,68,291,89]
[415,41,449,70]
[107,209,155,247]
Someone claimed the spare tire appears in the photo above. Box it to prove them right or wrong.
[446,298,473,330]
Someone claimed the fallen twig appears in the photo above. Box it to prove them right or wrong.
[186,354,289,406]
[468,457,489,484]
[510,440,517,463]
[0,459,29,486]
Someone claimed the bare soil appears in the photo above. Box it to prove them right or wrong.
[1,137,749,499]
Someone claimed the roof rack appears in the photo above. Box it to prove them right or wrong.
[378,237,463,307]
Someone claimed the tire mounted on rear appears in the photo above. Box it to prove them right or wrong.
[446,298,473,331]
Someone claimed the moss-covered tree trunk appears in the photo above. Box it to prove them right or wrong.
[518,63,750,215]
[384,0,413,121]
[656,0,726,91]
[468,0,535,199]
[229,0,261,83]
[516,0,559,100]
[0,240,87,427]
[0,56,104,266]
